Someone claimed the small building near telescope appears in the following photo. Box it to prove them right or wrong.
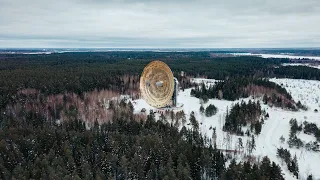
[172,77,179,107]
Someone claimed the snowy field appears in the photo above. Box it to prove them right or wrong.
[230,53,320,61]
[190,78,220,87]
[282,63,320,70]
[132,78,320,180]
[270,78,320,111]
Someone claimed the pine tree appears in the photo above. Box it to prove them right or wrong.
[11,164,25,180]
[160,114,166,123]
[254,121,262,135]
[250,135,256,153]
[260,156,271,178]
[176,155,191,180]
[246,139,251,155]
[146,162,157,180]
[212,128,217,148]
[270,162,284,180]
[119,155,129,179]
[225,159,237,179]
[237,138,243,153]
[205,104,218,117]
[174,117,180,128]
[261,117,264,124]
[181,111,187,126]
[245,129,250,136]
[164,156,177,180]
[201,95,209,104]
[292,154,299,179]
[307,174,313,180]
[200,105,204,114]
[189,111,199,131]
[147,110,155,122]
[251,163,260,180]
[289,118,299,135]
[263,94,268,104]
[170,110,175,122]
[201,83,207,95]
[251,135,256,151]
[279,135,285,144]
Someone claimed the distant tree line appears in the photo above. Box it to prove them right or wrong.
[0,52,319,111]
[191,77,304,110]
[191,78,293,101]
[274,66,320,80]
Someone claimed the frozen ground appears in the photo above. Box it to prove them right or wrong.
[282,63,320,70]
[132,78,320,180]
[230,53,320,61]
[270,78,320,111]
[190,78,220,87]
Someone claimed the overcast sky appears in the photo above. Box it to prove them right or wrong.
[0,0,319,48]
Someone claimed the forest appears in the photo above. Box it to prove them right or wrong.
[1,51,319,179]
[0,100,286,179]
[1,51,319,110]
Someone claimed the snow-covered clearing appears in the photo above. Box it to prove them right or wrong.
[282,63,320,70]
[230,53,320,61]
[132,78,320,180]
[270,78,320,111]
[190,78,220,87]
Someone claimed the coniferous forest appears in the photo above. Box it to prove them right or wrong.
[0,105,285,180]
[0,105,227,179]
[1,51,319,179]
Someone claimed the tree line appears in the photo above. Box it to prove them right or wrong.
[2,51,319,110]
[191,77,304,110]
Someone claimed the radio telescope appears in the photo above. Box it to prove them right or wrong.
[140,60,181,112]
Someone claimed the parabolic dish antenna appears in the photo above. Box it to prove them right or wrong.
[140,60,174,108]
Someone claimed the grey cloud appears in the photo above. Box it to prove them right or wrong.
[0,0,319,48]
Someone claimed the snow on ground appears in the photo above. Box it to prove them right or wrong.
[282,63,320,70]
[190,78,220,85]
[254,107,320,180]
[230,53,320,61]
[270,78,320,112]
[132,78,320,180]
[258,54,320,61]
[267,78,320,179]
[132,98,153,114]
